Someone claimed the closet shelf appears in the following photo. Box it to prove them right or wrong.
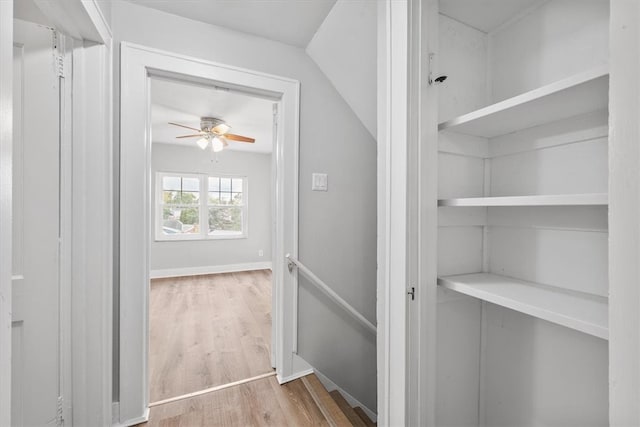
[438,66,609,138]
[438,193,608,207]
[438,273,608,339]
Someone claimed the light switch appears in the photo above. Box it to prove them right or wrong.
[312,173,328,191]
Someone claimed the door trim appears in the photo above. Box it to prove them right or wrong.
[118,42,300,425]
[609,1,640,424]
[0,2,13,425]
[69,39,114,426]
[376,1,410,425]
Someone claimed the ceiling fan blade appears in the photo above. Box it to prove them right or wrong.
[176,134,205,138]
[220,136,229,147]
[225,133,255,143]
[169,122,202,132]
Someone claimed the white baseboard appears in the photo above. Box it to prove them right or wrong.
[150,262,272,279]
[313,368,378,423]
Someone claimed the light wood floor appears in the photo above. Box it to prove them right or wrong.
[140,375,331,426]
[149,270,273,403]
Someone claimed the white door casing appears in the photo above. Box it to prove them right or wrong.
[11,20,64,426]
[0,3,13,425]
[271,101,279,369]
[609,1,640,424]
[405,0,438,425]
[118,43,300,425]
[377,0,413,425]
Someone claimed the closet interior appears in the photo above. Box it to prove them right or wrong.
[433,1,609,425]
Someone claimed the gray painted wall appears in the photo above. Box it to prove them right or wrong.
[306,0,378,138]
[111,0,377,410]
[150,143,272,272]
[94,0,112,29]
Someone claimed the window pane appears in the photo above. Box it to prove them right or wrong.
[208,207,242,235]
[231,178,243,193]
[231,192,243,205]
[162,176,181,191]
[163,191,180,204]
[208,192,220,204]
[220,178,232,192]
[162,207,200,235]
[209,177,220,191]
[182,177,200,192]
[181,191,200,204]
[220,192,232,204]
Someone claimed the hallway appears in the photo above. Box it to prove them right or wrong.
[144,270,376,426]
[149,270,273,403]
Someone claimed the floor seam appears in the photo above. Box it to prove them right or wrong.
[149,370,277,408]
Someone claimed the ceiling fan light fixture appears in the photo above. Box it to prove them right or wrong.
[211,137,225,153]
[212,123,230,134]
[169,118,253,148]
[196,137,209,150]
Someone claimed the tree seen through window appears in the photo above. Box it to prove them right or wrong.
[157,173,246,239]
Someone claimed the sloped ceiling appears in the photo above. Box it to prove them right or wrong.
[306,0,377,138]
[121,0,337,47]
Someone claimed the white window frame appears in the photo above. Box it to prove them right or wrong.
[206,174,248,240]
[155,171,248,241]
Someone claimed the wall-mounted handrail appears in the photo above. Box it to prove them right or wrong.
[286,254,376,335]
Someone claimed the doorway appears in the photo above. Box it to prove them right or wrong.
[118,43,300,423]
[147,76,277,404]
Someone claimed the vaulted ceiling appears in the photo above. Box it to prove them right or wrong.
[122,0,338,47]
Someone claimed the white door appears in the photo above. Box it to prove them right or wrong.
[12,19,62,426]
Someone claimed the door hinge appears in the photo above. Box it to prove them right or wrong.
[56,53,64,78]
[51,30,65,78]
[407,286,415,301]
[57,395,64,426]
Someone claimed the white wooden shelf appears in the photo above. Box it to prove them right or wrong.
[438,273,608,339]
[438,66,609,138]
[438,193,608,207]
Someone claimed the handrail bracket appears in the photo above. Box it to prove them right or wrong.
[286,253,296,273]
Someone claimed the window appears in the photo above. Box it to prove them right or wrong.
[207,177,245,237]
[156,172,247,240]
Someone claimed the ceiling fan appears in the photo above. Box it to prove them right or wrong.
[169,117,255,152]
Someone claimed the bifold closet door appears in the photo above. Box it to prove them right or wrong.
[11,20,62,426]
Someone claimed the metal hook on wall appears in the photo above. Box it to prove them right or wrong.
[428,52,448,86]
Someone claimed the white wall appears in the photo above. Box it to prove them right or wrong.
[306,0,377,138]
[111,0,377,410]
[94,0,111,29]
[438,14,488,122]
[489,0,609,102]
[483,306,608,427]
[150,143,272,275]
